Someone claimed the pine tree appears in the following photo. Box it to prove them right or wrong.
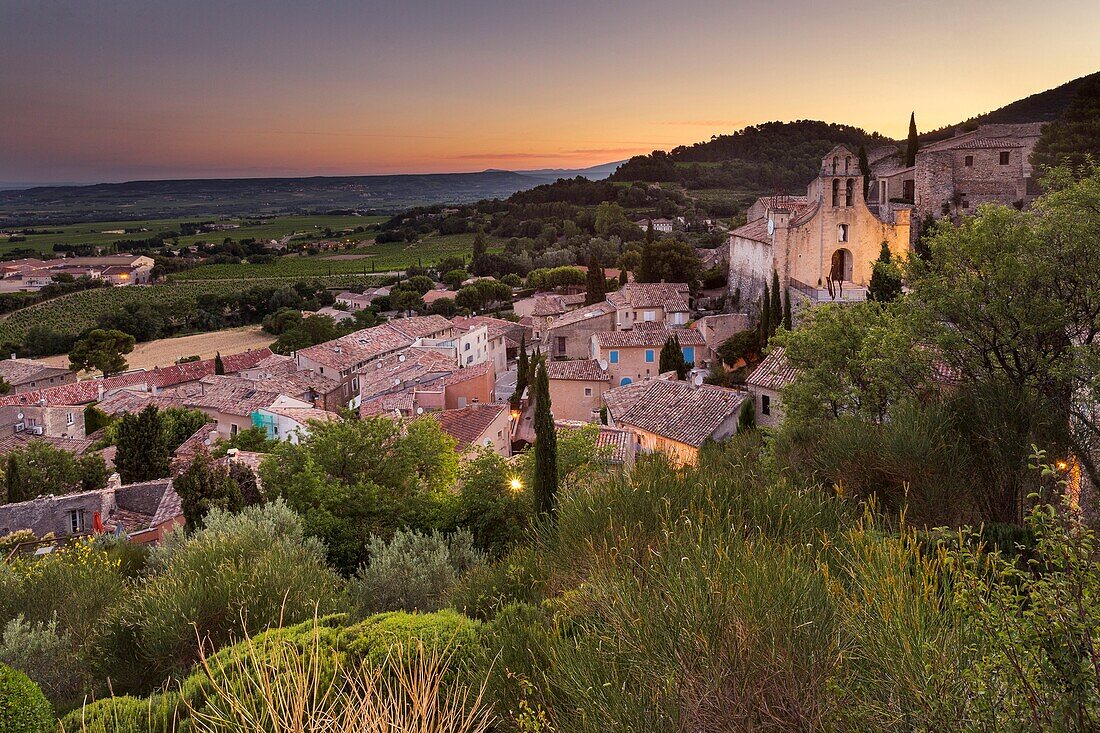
[759,283,771,347]
[585,252,606,305]
[174,452,242,529]
[905,112,919,168]
[532,360,558,517]
[115,405,169,483]
[659,334,688,379]
[858,144,871,197]
[770,270,782,337]
[513,333,529,403]
[214,351,225,375]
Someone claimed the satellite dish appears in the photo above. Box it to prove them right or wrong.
[416,407,424,415]
[16,412,23,420]
[693,373,704,387]
[598,359,608,370]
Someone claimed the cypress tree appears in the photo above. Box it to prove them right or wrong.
[472,228,488,262]
[514,334,529,402]
[214,351,225,375]
[868,242,903,303]
[659,334,688,379]
[858,144,871,197]
[737,398,756,432]
[905,112,919,168]
[5,454,25,504]
[782,289,792,331]
[115,405,169,483]
[759,283,771,347]
[585,252,606,305]
[533,360,558,517]
[619,269,628,286]
[770,270,782,337]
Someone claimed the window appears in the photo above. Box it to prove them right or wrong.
[620,377,632,386]
[832,179,839,207]
[609,351,618,364]
[466,355,473,364]
[66,412,74,426]
[999,151,1010,165]
[557,336,566,354]
[645,349,654,363]
[69,510,85,534]
[838,224,849,242]
[964,155,974,167]
[584,387,593,396]
[761,394,771,416]
[832,156,838,174]
[682,346,695,364]
[845,156,851,173]
[351,377,359,391]
[643,310,656,322]
[845,178,854,206]
[231,424,239,437]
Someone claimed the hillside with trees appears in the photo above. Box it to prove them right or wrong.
[609,120,890,193]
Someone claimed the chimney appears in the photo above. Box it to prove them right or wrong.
[9,353,14,360]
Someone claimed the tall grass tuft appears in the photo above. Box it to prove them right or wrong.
[185,615,495,733]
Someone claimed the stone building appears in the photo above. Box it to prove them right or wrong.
[869,123,1044,222]
[729,145,911,309]
[744,346,798,428]
[546,359,611,423]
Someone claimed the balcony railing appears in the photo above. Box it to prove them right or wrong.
[789,278,867,304]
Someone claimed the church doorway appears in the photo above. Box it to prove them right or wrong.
[830,248,853,282]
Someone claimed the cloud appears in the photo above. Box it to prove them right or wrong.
[450,147,648,161]
[659,119,748,128]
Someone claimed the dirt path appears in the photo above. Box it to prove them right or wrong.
[40,326,275,373]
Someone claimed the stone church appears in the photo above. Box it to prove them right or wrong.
[728,145,911,308]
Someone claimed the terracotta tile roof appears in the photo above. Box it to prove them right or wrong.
[607,283,690,313]
[529,293,586,317]
[0,433,96,458]
[745,347,798,392]
[546,301,615,331]
[594,324,706,349]
[387,314,454,340]
[554,420,632,464]
[606,379,745,448]
[0,358,72,386]
[435,403,508,449]
[421,290,455,305]
[356,349,457,401]
[359,390,417,417]
[296,323,418,372]
[730,217,771,243]
[451,315,522,342]
[443,360,493,385]
[94,389,178,416]
[177,377,288,418]
[546,359,610,382]
[264,406,340,424]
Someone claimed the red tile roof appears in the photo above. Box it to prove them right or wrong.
[606,379,745,447]
[546,359,610,382]
[435,403,508,449]
[607,283,690,313]
[745,347,799,392]
[594,324,706,349]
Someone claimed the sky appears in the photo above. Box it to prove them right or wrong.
[1,0,1098,184]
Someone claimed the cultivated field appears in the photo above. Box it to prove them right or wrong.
[169,232,499,281]
[0,214,388,255]
[38,326,274,374]
[0,275,385,344]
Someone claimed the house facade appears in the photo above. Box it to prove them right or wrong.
[591,325,709,387]
[546,359,610,423]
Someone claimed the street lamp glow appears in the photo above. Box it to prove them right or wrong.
[509,478,523,493]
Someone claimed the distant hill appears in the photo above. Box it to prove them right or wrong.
[609,120,889,195]
[0,170,558,227]
[0,162,626,226]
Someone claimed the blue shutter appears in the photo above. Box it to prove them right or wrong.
[645,349,654,363]
[682,347,695,363]
[609,350,618,364]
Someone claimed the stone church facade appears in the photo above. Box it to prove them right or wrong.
[728,145,911,308]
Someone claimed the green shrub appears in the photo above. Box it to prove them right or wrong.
[122,500,343,680]
[0,615,81,708]
[57,694,180,733]
[0,663,53,733]
[348,528,484,616]
[448,546,542,621]
[342,610,484,672]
